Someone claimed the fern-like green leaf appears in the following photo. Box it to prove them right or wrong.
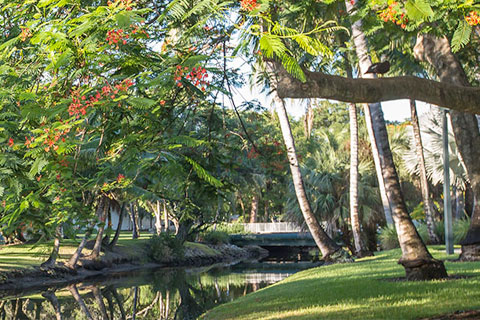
[184,156,223,188]
[280,53,306,82]
[451,20,472,53]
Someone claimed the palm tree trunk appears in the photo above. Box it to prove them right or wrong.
[347,0,446,279]
[129,203,139,239]
[414,34,480,261]
[163,201,169,232]
[249,195,259,223]
[410,99,440,243]
[349,103,372,257]
[265,63,350,262]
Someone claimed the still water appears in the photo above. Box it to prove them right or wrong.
[0,261,317,319]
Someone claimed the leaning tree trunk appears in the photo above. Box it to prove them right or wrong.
[91,196,109,259]
[69,285,93,320]
[109,202,125,249]
[349,103,372,257]
[249,195,259,223]
[40,224,62,268]
[42,291,62,320]
[346,0,447,280]
[410,99,440,244]
[66,229,92,269]
[414,34,480,261]
[266,60,351,263]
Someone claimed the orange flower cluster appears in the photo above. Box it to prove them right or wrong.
[42,126,70,153]
[20,27,31,41]
[240,0,258,11]
[7,138,14,147]
[466,11,480,26]
[174,65,209,91]
[106,29,129,48]
[68,79,133,118]
[379,2,408,29]
[117,173,125,182]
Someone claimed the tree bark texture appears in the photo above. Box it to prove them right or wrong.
[414,34,480,261]
[349,103,371,257]
[410,99,440,244]
[66,229,92,269]
[345,0,446,280]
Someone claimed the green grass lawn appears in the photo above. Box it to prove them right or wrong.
[201,246,480,320]
[0,231,152,272]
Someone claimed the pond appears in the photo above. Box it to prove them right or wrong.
[0,260,319,319]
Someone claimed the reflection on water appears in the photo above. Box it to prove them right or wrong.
[0,262,316,319]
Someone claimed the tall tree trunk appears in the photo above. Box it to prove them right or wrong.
[346,0,446,279]
[304,100,314,139]
[109,202,125,249]
[249,195,259,223]
[155,201,162,235]
[414,34,480,261]
[40,224,62,268]
[91,196,109,259]
[455,187,465,220]
[410,100,440,243]
[349,103,372,257]
[129,203,139,239]
[163,201,169,232]
[265,62,351,262]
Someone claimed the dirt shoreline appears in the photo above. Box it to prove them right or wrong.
[0,243,268,297]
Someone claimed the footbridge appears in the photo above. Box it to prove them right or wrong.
[229,222,316,247]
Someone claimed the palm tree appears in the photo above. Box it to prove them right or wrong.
[410,100,440,244]
[272,89,348,262]
[346,0,447,279]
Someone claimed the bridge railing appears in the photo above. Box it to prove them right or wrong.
[241,222,305,234]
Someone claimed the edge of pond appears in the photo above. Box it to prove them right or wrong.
[0,243,268,298]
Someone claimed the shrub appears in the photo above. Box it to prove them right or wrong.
[215,222,248,235]
[378,224,399,250]
[148,233,184,263]
[200,230,230,245]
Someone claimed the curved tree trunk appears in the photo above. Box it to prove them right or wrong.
[410,100,440,244]
[109,202,125,249]
[266,61,351,262]
[346,0,446,280]
[40,224,62,268]
[69,285,93,320]
[414,34,480,261]
[66,229,92,269]
[42,291,62,320]
[349,103,372,257]
[91,196,109,259]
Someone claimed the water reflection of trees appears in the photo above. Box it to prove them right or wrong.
[0,268,285,319]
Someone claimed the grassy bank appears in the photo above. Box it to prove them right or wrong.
[201,246,480,320]
[0,232,151,272]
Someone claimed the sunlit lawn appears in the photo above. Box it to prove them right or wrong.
[201,246,480,320]
[0,231,152,272]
